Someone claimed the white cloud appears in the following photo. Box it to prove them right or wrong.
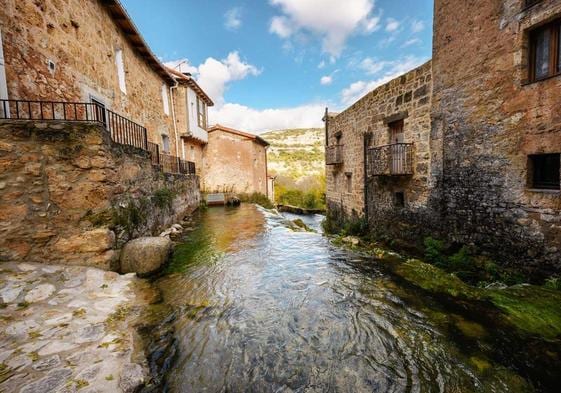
[318,60,326,69]
[164,59,198,75]
[269,16,293,38]
[224,7,243,30]
[210,103,326,133]
[342,56,427,105]
[166,52,261,107]
[359,57,386,75]
[411,19,425,33]
[320,75,333,85]
[269,0,380,57]
[385,18,400,33]
[401,38,421,48]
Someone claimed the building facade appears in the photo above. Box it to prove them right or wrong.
[167,67,214,176]
[203,125,271,196]
[432,0,561,274]
[0,0,182,158]
[326,62,438,242]
[326,0,561,276]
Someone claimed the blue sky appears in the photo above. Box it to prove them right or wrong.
[121,0,433,133]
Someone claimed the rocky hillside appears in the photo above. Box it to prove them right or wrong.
[261,128,325,179]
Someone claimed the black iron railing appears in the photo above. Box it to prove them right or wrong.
[367,143,413,176]
[179,159,196,175]
[0,99,196,176]
[0,99,147,150]
[326,144,344,165]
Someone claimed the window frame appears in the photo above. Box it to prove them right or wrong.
[528,153,561,190]
[161,84,170,116]
[161,134,170,154]
[197,96,207,129]
[115,49,127,94]
[528,18,561,83]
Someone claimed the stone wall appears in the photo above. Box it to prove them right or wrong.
[432,0,561,276]
[0,120,200,270]
[0,0,181,157]
[326,61,440,242]
[202,129,269,195]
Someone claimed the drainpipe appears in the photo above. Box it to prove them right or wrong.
[169,81,181,159]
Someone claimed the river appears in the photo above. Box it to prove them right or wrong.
[154,205,537,392]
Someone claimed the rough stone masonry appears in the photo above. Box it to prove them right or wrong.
[0,121,200,270]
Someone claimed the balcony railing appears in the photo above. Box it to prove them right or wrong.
[0,99,196,176]
[326,144,344,165]
[367,143,413,177]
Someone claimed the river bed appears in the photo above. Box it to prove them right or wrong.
[155,204,545,392]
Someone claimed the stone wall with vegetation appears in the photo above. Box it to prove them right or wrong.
[0,120,200,270]
[432,0,561,276]
[326,61,440,243]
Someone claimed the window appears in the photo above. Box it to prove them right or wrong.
[345,172,352,193]
[529,19,561,82]
[0,28,8,102]
[161,84,170,115]
[190,145,195,160]
[529,154,560,190]
[394,192,405,207]
[389,119,404,143]
[197,96,207,129]
[162,134,170,154]
[115,49,126,94]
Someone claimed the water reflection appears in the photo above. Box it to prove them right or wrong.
[157,205,533,393]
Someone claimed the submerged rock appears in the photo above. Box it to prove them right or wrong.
[120,237,172,275]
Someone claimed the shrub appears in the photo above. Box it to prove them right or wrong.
[423,237,447,267]
[153,188,175,211]
[544,277,561,290]
[238,192,274,209]
[342,216,369,237]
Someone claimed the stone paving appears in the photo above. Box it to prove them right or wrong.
[0,262,148,392]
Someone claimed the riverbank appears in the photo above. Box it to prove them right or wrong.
[332,234,561,388]
[0,262,163,392]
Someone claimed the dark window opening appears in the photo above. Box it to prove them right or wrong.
[394,192,405,207]
[346,172,352,194]
[388,119,404,144]
[529,19,561,82]
[529,154,560,190]
[525,0,542,9]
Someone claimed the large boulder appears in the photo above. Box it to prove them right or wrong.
[120,237,172,275]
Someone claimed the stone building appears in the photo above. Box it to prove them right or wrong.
[203,125,271,197]
[0,0,183,158]
[326,0,561,275]
[0,0,205,268]
[166,67,214,176]
[432,0,561,274]
[325,62,437,243]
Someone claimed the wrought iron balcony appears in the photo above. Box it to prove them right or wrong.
[367,143,413,177]
[326,144,344,165]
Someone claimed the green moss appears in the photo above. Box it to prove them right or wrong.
[395,259,482,300]
[105,374,114,381]
[469,356,492,373]
[112,197,149,239]
[83,209,113,227]
[487,286,561,340]
[28,351,39,362]
[72,308,86,318]
[153,188,175,211]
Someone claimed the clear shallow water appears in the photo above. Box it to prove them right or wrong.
[156,205,534,393]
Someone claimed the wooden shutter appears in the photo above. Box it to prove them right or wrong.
[0,28,8,100]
